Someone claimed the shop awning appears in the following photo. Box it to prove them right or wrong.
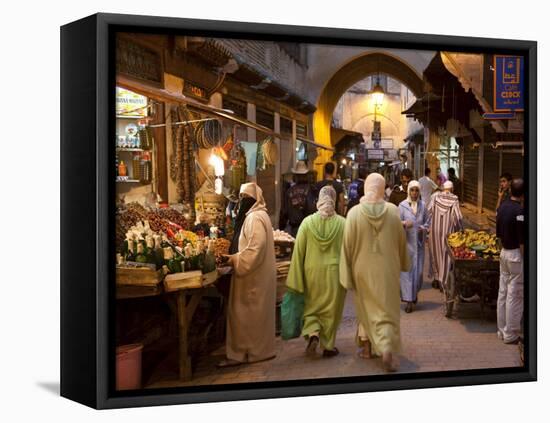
[404,128,424,145]
[440,52,506,133]
[297,137,334,151]
[184,38,317,114]
[330,127,364,146]
[117,75,333,151]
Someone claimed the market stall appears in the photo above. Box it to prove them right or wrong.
[113,79,306,386]
[444,229,501,318]
[115,202,232,381]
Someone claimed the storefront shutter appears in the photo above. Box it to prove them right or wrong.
[501,152,524,181]
[462,144,479,206]
[482,146,500,211]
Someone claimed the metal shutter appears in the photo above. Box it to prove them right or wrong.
[462,144,479,206]
[482,146,500,211]
[501,152,524,181]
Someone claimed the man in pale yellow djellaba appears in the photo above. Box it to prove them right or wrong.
[340,173,410,372]
[218,182,277,367]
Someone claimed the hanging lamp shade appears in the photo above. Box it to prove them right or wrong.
[371,80,385,106]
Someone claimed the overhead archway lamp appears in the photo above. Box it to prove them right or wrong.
[371,78,385,106]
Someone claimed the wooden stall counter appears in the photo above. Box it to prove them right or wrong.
[116,268,222,381]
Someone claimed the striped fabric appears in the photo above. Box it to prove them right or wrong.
[427,192,463,288]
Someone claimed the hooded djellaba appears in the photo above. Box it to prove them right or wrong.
[340,173,410,372]
[286,185,347,357]
[398,180,430,313]
[218,182,277,368]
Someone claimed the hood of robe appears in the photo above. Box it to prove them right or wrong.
[239,182,268,214]
[307,214,343,251]
[358,202,390,253]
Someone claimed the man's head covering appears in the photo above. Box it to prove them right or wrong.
[407,180,420,214]
[239,182,267,213]
[230,183,267,254]
[362,172,386,204]
[316,185,336,219]
[291,160,309,174]
[443,180,454,191]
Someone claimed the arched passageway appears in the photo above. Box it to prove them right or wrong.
[313,52,424,148]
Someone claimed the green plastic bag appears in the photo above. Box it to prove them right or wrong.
[280,289,305,340]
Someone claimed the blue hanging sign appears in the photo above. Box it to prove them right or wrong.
[494,55,524,112]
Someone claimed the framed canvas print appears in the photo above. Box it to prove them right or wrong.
[60,13,537,409]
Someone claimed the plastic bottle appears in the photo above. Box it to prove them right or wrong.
[118,160,127,177]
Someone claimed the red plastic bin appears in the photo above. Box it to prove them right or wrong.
[116,343,143,390]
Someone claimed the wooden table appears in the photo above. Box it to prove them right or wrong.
[117,279,219,381]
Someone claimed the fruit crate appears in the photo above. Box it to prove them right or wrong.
[444,239,500,318]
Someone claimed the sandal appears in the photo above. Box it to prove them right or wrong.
[306,335,319,355]
[358,339,373,359]
[323,347,339,358]
[382,352,398,373]
[216,358,243,368]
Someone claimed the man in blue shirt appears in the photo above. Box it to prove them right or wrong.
[496,178,525,344]
[346,166,368,215]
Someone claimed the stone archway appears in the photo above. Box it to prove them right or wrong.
[313,52,424,148]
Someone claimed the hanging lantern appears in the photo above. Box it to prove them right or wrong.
[371,79,385,106]
[209,150,225,177]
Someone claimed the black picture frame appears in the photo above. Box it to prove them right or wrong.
[60,12,537,409]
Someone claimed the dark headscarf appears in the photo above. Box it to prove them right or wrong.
[229,196,257,254]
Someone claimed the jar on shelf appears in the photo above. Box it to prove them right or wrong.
[132,153,142,180]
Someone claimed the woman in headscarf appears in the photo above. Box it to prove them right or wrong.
[340,173,410,372]
[218,182,277,367]
[399,180,430,313]
[286,186,346,357]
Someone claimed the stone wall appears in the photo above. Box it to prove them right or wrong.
[218,40,308,99]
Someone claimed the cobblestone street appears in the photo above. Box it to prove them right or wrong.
[147,268,521,389]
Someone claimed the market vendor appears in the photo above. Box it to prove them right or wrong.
[193,213,211,237]
[218,182,277,367]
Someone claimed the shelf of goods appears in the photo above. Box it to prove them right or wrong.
[273,229,295,258]
[116,202,234,289]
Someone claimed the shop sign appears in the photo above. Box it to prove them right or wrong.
[381,138,394,149]
[372,121,382,147]
[483,112,515,119]
[367,149,384,160]
[116,38,162,84]
[494,55,524,112]
[183,80,208,101]
[116,87,148,117]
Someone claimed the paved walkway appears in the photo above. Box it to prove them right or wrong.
[147,269,520,388]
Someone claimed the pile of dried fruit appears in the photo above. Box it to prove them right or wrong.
[116,203,149,251]
[156,208,188,229]
[213,238,231,265]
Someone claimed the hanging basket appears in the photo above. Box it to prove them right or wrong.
[262,137,279,165]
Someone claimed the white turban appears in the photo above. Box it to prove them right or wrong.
[361,173,386,204]
[316,185,336,219]
[443,180,454,190]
